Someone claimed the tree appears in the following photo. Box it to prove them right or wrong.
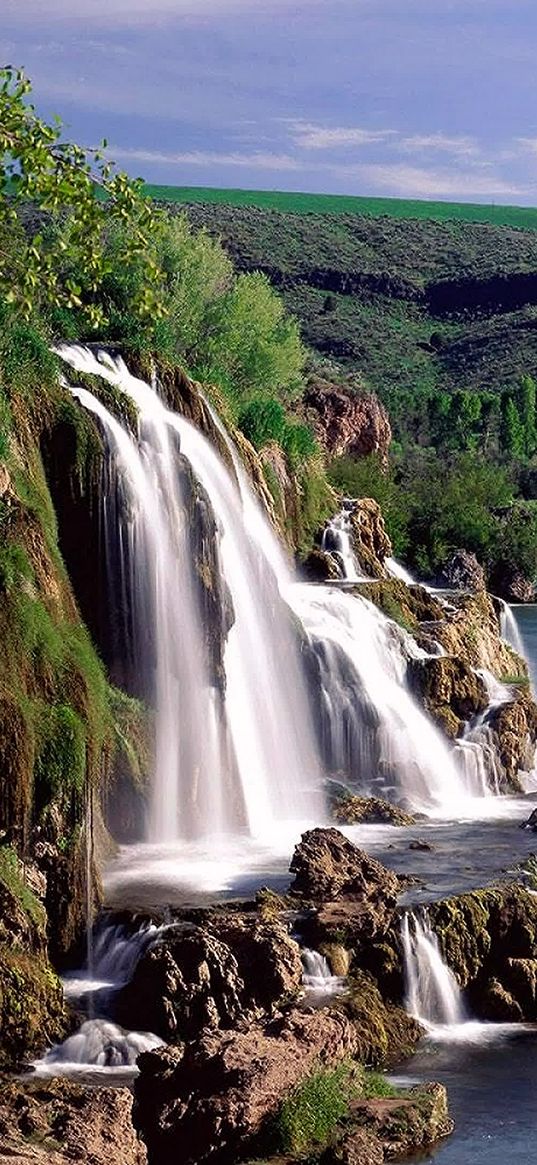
[0,66,163,327]
[517,375,536,458]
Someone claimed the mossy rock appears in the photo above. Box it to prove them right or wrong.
[408,655,488,739]
[0,947,67,1068]
[330,792,415,827]
[335,971,423,1068]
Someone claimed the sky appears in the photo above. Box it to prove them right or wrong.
[3,0,537,204]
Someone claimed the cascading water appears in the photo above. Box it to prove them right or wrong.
[301,948,345,996]
[499,600,526,660]
[289,584,490,814]
[401,911,466,1029]
[59,346,323,845]
[386,557,416,586]
[34,919,163,1078]
[321,504,367,582]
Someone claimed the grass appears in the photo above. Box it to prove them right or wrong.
[275,1061,361,1155]
[143,184,537,231]
[0,845,45,929]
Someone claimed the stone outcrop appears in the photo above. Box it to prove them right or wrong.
[349,500,392,579]
[0,849,67,1068]
[335,971,423,1067]
[329,790,416,827]
[488,693,537,789]
[408,656,489,739]
[0,1078,147,1164]
[134,1008,358,1165]
[304,379,391,465]
[289,829,400,955]
[301,547,343,582]
[116,914,303,1042]
[489,560,535,603]
[440,549,486,593]
[347,1082,453,1161]
[427,885,537,1020]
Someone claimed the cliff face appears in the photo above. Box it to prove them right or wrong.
[304,378,392,465]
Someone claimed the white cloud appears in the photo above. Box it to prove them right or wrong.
[398,133,479,158]
[111,146,301,171]
[289,121,397,150]
[515,138,537,156]
[338,162,524,199]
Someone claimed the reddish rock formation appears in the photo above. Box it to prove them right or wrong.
[350,499,392,578]
[134,1008,358,1165]
[0,1078,147,1165]
[304,379,392,465]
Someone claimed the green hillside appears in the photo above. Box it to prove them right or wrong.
[144,183,537,231]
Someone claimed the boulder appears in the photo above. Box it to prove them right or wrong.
[521,807,537,831]
[440,549,486,593]
[134,1008,358,1165]
[408,656,489,740]
[350,1082,453,1159]
[0,1078,146,1165]
[488,693,537,789]
[349,500,392,579]
[331,794,415,828]
[335,971,423,1067]
[302,547,343,582]
[304,379,391,465]
[289,830,400,954]
[116,914,303,1042]
[321,1127,384,1165]
[489,561,535,604]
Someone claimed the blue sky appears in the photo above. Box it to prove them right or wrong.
[3,0,537,204]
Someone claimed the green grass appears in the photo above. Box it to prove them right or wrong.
[275,1061,361,1155]
[144,184,537,230]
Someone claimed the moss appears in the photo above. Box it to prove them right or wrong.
[0,948,66,1067]
[0,845,45,930]
[109,686,151,791]
[274,1061,361,1156]
[335,972,423,1067]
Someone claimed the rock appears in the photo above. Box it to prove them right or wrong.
[408,839,434,852]
[0,1077,147,1164]
[321,943,352,977]
[488,693,537,790]
[431,591,524,679]
[490,561,535,604]
[335,971,423,1067]
[351,1082,454,1158]
[427,885,537,1020]
[304,379,391,465]
[0,465,10,498]
[521,807,537,831]
[289,829,400,908]
[321,1127,384,1165]
[408,656,489,740]
[440,549,486,593]
[301,547,343,582]
[134,1008,358,1165]
[116,914,303,1042]
[349,500,392,579]
[330,793,415,828]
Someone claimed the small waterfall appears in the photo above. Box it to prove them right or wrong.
[321,505,367,581]
[499,600,526,660]
[386,557,416,586]
[301,948,345,996]
[401,912,466,1028]
[35,918,163,1078]
[33,1020,163,1077]
[289,584,488,813]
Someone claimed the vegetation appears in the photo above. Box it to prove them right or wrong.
[144,183,537,231]
[274,1061,361,1154]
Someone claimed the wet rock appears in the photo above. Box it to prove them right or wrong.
[440,549,486,593]
[301,547,343,582]
[330,793,415,828]
[134,1008,358,1165]
[116,915,303,1042]
[349,500,392,579]
[428,885,537,1020]
[408,839,434,852]
[488,693,537,790]
[0,1077,147,1164]
[335,971,423,1067]
[408,656,488,740]
[304,379,391,465]
[521,807,537,831]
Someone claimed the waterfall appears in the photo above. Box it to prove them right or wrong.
[59,346,323,844]
[289,584,488,813]
[386,557,416,586]
[401,912,466,1028]
[499,600,526,660]
[35,918,163,1078]
[321,505,367,581]
[301,948,345,995]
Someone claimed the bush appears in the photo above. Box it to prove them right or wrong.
[275,1061,361,1155]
